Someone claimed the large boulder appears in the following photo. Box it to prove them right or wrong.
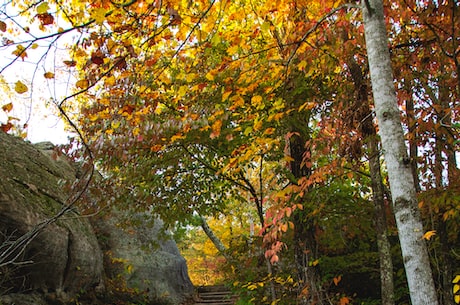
[0,132,195,304]
[0,132,104,296]
[94,212,194,304]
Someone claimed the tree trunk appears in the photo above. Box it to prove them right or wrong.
[290,132,324,305]
[368,137,395,305]
[405,97,420,192]
[199,215,232,261]
[362,1,439,304]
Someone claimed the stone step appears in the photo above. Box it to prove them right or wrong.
[194,285,238,305]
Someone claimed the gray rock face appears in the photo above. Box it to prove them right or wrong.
[0,132,194,304]
[94,213,194,304]
[0,132,104,295]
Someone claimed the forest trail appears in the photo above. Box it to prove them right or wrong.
[193,285,238,305]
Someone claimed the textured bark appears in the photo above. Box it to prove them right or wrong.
[362,1,439,304]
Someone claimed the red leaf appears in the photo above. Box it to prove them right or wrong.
[37,13,54,26]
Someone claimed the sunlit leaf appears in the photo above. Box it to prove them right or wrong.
[63,60,77,67]
[44,72,54,79]
[111,120,121,129]
[454,275,460,283]
[14,81,28,94]
[422,230,436,241]
[205,71,214,81]
[2,103,13,112]
[91,8,108,24]
[251,95,263,106]
[37,13,54,26]
[75,79,89,89]
[12,45,27,60]
[36,2,50,14]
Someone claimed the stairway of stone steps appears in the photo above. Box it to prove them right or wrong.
[193,285,238,305]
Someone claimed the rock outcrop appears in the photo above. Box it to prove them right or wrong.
[0,132,103,296]
[0,132,194,304]
[95,213,194,304]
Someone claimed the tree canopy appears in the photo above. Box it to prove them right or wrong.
[1,0,459,304]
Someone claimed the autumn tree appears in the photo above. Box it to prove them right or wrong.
[2,1,459,305]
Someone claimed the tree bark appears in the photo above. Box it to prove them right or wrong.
[362,1,439,304]
[199,215,232,261]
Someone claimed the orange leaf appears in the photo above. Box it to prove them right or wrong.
[1,122,13,132]
[44,72,54,79]
[333,275,342,286]
[2,103,13,112]
[0,21,6,32]
[210,120,222,139]
[63,60,77,67]
[422,230,436,240]
[339,296,350,305]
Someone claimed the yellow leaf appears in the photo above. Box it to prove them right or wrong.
[454,275,460,283]
[222,91,232,102]
[12,45,27,60]
[91,8,107,24]
[422,230,436,240]
[210,119,222,139]
[111,120,121,129]
[227,45,239,55]
[299,101,315,111]
[31,43,39,49]
[455,295,460,304]
[44,72,54,79]
[311,259,319,266]
[178,85,187,97]
[75,79,89,89]
[205,71,214,81]
[14,81,28,94]
[185,73,196,83]
[36,2,50,14]
[171,133,185,142]
[297,60,307,71]
[453,284,459,294]
[251,95,263,106]
[89,114,99,121]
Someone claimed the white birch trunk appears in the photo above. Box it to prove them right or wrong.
[361,1,439,304]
